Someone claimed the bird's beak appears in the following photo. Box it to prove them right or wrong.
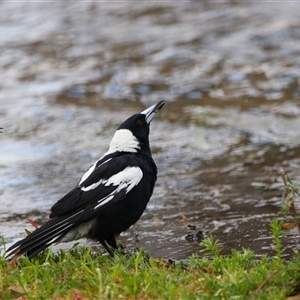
[141,100,165,124]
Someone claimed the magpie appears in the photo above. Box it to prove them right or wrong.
[6,100,165,260]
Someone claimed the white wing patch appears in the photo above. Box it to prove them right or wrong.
[79,157,112,186]
[93,166,143,210]
[81,166,143,193]
[79,163,96,186]
[81,179,104,192]
[104,166,143,191]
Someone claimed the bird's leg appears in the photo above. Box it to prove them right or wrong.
[99,240,114,257]
[106,235,118,249]
[132,225,139,250]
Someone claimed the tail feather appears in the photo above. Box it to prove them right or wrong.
[5,208,87,260]
[26,225,73,259]
[27,243,52,259]
[5,217,76,260]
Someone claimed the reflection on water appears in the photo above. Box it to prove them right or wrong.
[1,1,300,259]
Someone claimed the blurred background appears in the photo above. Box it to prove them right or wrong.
[1,1,300,259]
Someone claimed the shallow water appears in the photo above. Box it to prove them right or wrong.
[1,1,300,259]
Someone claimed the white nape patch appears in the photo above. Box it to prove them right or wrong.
[58,219,97,243]
[105,129,140,155]
[79,158,112,186]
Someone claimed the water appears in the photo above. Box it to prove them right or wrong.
[1,1,300,259]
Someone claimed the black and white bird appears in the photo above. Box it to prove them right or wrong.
[6,100,165,260]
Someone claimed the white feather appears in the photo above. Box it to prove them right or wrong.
[94,194,114,210]
[92,166,143,210]
[105,129,140,155]
[81,179,105,192]
[81,164,143,194]
[79,157,112,186]
[104,166,143,191]
[79,163,96,185]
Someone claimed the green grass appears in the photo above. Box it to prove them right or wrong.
[1,234,300,300]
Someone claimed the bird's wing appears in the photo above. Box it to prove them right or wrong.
[50,153,142,218]
[6,154,143,259]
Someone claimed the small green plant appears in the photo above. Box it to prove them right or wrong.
[270,219,285,259]
[200,237,222,257]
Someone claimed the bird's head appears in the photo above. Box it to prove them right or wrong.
[107,100,165,154]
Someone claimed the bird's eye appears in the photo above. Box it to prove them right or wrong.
[136,118,143,126]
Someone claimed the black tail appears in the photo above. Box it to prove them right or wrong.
[5,215,78,260]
